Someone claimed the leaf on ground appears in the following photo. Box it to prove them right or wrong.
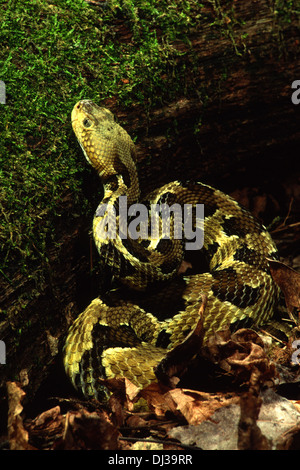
[6,381,35,450]
[165,388,238,426]
[57,408,120,450]
[100,376,141,405]
[201,327,277,386]
[140,381,237,426]
[25,405,65,448]
[103,377,144,426]
[276,424,300,450]
[268,259,300,318]
[131,440,164,450]
[22,395,120,450]
[139,382,173,417]
[125,414,149,428]
[123,327,275,428]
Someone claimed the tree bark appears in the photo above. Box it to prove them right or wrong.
[125,3,300,194]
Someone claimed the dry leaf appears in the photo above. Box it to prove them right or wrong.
[126,414,149,428]
[140,381,237,426]
[169,402,241,450]
[268,259,300,318]
[165,388,237,426]
[139,382,172,417]
[25,406,65,449]
[6,381,35,450]
[124,377,141,402]
[276,424,300,449]
[104,376,145,426]
[60,408,119,450]
[202,327,277,386]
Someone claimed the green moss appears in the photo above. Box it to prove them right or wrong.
[208,0,249,55]
[0,0,206,278]
[274,0,300,23]
[0,0,296,282]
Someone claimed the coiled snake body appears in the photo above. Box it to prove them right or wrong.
[64,100,280,400]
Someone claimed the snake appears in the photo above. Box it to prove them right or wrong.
[63,100,280,401]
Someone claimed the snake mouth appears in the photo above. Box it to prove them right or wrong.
[72,99,110,116]
[71,100,95,124]
[75,99,96,114]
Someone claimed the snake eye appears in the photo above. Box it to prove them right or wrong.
[83,118,92,128]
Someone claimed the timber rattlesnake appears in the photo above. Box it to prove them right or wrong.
[64,100,280,400]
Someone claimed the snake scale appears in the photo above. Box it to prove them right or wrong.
[64,100,280,401]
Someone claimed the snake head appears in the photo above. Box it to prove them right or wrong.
[71,100,136,183]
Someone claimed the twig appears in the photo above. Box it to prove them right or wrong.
[271,197,299,234]
[271,221,300,234]
[258,328,286,345]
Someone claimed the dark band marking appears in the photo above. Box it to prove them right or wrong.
[202,204,218,218]
[229,316,255,332]
[156,191,178,206]
[105,175,119,191]
[77,322,143,400]
[159,255,181,274]
[156,330,172,348]
[205,241,220,259]
[98,242,136,276]
[233,244,261,266]
[211,267,261,308]
[122,237,150,262]
[156,238,173,254]
[222,216,249,238]
[114,160,131,188]
[182,182,219,217]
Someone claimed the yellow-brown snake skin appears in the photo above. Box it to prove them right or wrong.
[64,100,280,400]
